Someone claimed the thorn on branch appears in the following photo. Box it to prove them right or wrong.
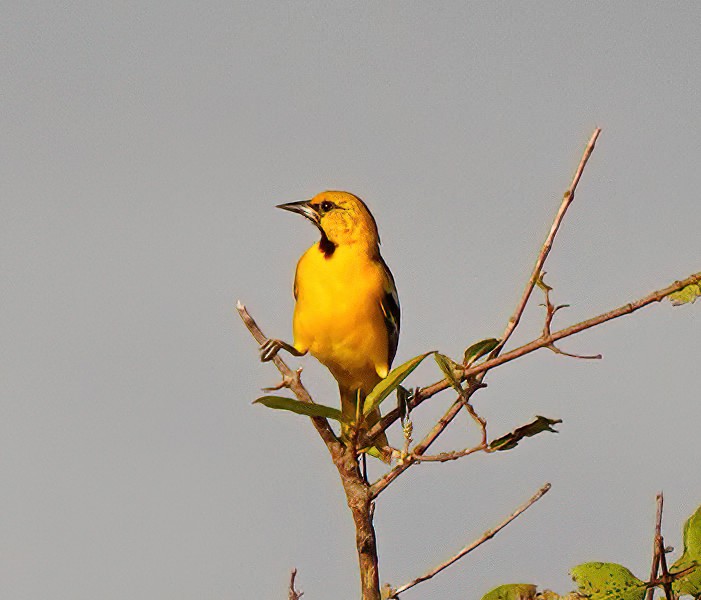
[462,398,488,447]
[262,368,304,392]
[538,272,602,360]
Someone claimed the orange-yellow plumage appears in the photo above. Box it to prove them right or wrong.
[293,242,391,391]
[263,191,400,461]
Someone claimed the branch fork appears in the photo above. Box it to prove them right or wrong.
[537,272,602,360]
[262,367,305,392]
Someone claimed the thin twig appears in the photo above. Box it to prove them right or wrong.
[386,483,552,598]
[464,400,488,446]
[499,128,601,351]
[408,444,485,463]
[656,495,675,600]
[646,493,664,600]
[371,391,480,498]
[362,270,701,448]
[659,535,674,600]
[288,568,304,600]
[539,273,602,360]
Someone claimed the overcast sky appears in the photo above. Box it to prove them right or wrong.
[2,2,700,599]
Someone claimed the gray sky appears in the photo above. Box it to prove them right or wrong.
[2,2,699,599]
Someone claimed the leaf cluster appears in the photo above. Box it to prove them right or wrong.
[481,504,701,600]
[254,339,561,457]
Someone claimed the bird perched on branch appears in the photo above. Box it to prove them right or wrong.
[260,191,400,462]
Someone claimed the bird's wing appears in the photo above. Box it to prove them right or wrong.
[293,263,299,300]
[378,257,400,368]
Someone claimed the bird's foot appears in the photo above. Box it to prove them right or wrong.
[259,338,283,362]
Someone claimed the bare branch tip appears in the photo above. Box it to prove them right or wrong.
[389,481,553,597]
[288,568,303,600]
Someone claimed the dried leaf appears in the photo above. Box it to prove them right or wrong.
[396,385,410,422]
[489,416,562,451]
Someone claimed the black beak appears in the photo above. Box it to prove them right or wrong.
[276,200,320,226]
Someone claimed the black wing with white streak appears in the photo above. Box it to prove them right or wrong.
[378,257,400,368]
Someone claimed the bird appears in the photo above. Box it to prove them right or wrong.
[260,191,400,462]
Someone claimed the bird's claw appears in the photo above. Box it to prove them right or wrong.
[259,338,282,362]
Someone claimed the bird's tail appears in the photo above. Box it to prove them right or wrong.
[340,386,392,463]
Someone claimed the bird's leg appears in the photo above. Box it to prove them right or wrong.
[355,389,363,426]
[259,338,305,362]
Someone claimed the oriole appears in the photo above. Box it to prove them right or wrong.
[261,191,400,462]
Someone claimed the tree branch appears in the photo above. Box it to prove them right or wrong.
[363,271,701,448]
[237,302,382,599]
[365,128,602,453]
[498,127,601,352]
[406,443,485,463]
[386,483,552,598]
[236,301,340,450]
[538,273,602,360]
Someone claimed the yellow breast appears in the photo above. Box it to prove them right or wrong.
[292,243,389,392]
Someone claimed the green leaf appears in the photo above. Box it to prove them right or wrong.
[254,396,346,422]
[672,504,701,597]
[463,338,500,366]
[481,583,537,600]
[489,416,562,451]
[570,562,646,600]
[668,282,701,306]
[363,352,434,416]
[434,352,464,392]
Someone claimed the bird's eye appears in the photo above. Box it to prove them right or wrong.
[320,200,334,213]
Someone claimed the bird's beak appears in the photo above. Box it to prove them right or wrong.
[276,200,320,226]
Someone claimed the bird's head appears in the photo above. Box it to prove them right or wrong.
[277,191,380,251]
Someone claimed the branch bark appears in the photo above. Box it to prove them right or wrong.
[336,449,381,600]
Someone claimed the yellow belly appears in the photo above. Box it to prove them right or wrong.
[292,243,389,393]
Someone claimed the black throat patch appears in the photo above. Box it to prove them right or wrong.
[318,232,337,258]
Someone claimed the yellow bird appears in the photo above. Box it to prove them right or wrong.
[260,191,399,462]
